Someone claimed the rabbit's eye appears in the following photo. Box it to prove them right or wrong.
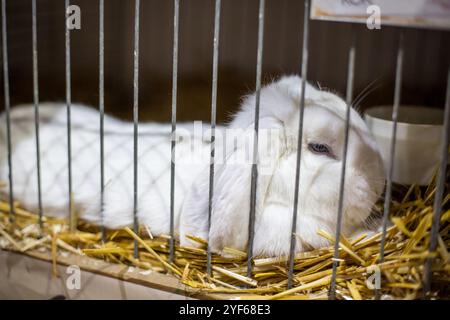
[308,143,335,158]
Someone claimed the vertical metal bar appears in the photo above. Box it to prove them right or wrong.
[32,0,43,232]
[169,0,180,264]
[287,0,310,290]
[377,31,404,298]
[206,0,221,277]
[65,0,74,232]
[379,31,404,262]
[132,0,140,259]
[246,0,265,279]
[99,0,106,242]
[328,31,356,300]
[422,66,450,298]
[1,0,14,223]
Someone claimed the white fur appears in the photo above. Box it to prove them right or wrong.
[0,76,385,258]
[180,75,385,256]
[0,103,210,235]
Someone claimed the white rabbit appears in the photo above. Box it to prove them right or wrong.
[0,75,385,258]
[180,75,385,256]
[0,102,212,235]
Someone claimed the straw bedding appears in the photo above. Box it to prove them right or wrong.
[0,178,448,300]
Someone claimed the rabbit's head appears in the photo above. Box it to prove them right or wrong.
[180,75,385,257]
[276,76,385,249]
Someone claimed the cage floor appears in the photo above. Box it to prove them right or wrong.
[0,180,449,300]
[0,250,196,300]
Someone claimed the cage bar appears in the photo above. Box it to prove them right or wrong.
[246,0,265,279]
[378,31,404,262]
[1,0,13,223]
[31,0,43,231]
[65,0,74,232]
[328,31,356,300]
[169,0,180,265]
[287,0,310,290]
[99,0,106,242]
[376,31,404,298]
[206,0,221,277]
[422,66,450,297]
[132,0,141,259]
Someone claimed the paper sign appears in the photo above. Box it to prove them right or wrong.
[311,0,450,30]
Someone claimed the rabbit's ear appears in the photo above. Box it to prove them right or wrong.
[180,117,287,253]
[275,75,323,103]
[275,75,348,110]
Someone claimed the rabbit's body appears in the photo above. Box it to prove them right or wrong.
[0,76,385,257]
[0,102,211,235]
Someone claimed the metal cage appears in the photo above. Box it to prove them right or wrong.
[1,0,449,299]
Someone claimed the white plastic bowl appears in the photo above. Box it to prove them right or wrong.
[364,105,445,186]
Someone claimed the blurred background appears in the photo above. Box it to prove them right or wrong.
[0,0,449,123]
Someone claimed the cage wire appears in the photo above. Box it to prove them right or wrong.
[0,0,449,300]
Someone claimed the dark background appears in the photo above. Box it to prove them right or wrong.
[1,0,449,124]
